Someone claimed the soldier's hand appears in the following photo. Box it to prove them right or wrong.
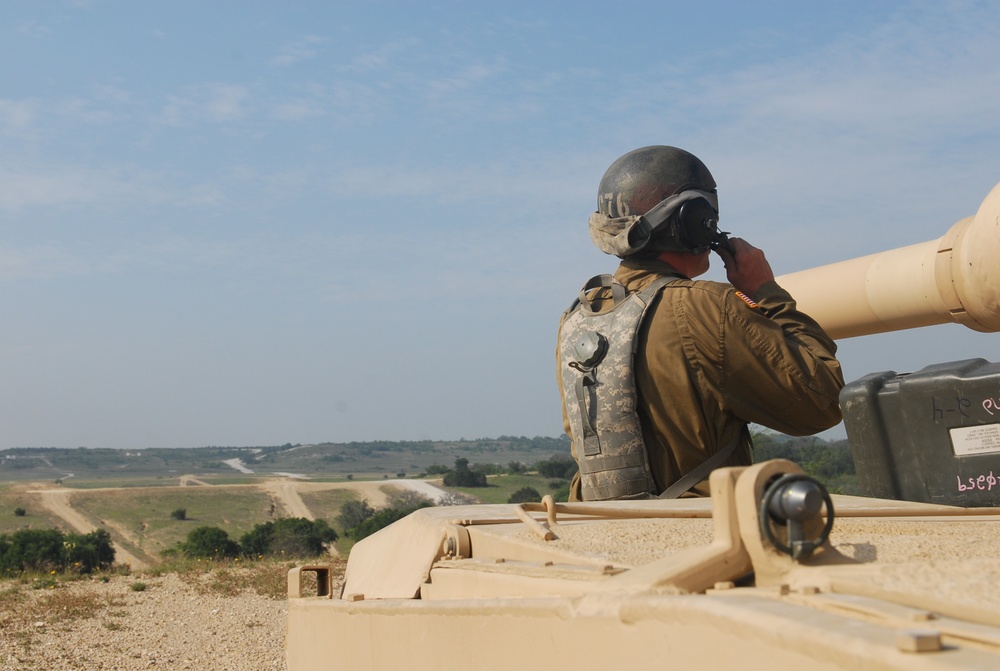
[714,237,774,297]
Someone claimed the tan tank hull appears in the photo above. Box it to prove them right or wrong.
[289,461,1000,670]
[777,181,1000,338]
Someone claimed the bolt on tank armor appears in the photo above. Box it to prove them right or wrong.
[589,145,732,257]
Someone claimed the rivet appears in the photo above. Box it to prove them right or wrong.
[910,611,937,622]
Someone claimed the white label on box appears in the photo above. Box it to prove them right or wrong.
[951,423,1000,456]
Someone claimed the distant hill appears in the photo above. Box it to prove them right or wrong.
[0,431,858,493]
[0,436,573,484]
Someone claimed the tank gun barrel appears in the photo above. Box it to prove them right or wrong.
[776,181,1000,339]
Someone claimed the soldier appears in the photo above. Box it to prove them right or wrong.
[558,145,844,501]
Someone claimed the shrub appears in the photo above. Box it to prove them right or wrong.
[13,507,26,517]
[0,528,114,574]
[170,508,187,521]
[0,529,64,572]
[507,487,542,504]
[336,500,375,532]
[178,526,241,559]
[240,518,337,558]
[533,455,579,480]
[442,458,488,488]
[474,463,504,476]
[507,461,527,474]
[425,464,451,475]
[349,501,432,541]
[65,529,116,572]
[384,489,432,510]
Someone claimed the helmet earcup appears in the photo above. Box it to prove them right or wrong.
[675,199,721,253]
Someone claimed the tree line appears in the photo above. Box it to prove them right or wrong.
[1,528,115,575]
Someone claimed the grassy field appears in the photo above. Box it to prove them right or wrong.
[297,487,363,521]
[67,486,276,556]
[448,473,568,504]
[0,487,63,534]
[0,476,577,565]
[0,438,587,567]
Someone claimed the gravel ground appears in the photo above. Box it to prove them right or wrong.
[0,564,345,671]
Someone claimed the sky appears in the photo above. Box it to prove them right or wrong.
[2,1,1000,449]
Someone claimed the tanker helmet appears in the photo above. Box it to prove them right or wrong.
[592,145,722,256]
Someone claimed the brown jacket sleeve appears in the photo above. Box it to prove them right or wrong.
[719,280,844,435]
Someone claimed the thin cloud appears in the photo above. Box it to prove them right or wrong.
[155,84,251,126]
[339,38,421,74]
[0,245,90,280]
[0,99,38,133]
[272,99,326,121]
[0,163,167,210]
[17,21,50,37]
[270,35,326,67]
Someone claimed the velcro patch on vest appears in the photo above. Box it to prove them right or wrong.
[735,291,759,309]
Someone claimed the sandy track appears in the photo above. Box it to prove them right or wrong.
[261,481,314,519]
[32,488,149,570]
[24,478,450,568]
[262,479,450,517]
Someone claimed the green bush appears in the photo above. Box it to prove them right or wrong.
[0,528,115,574]
[178,526,241,559]
[239,518,337,558]
[336,500,375,532]
[507,487,542,504]
[348,502,432,541]
[442,458,488,487]
[65,529,116,572]
[13,507,26,517]
[170,508,187,521]
[533,455,578,480]
[0,528,63,572]
[425,464,451,475]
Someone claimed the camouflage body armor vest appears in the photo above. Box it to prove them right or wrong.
[558,274,678,501]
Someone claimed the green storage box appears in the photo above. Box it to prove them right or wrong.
[841,358,1000,507]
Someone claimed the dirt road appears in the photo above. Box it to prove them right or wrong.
[261,481,314,519]
[32,488,149,570]
[25,477,450,569]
